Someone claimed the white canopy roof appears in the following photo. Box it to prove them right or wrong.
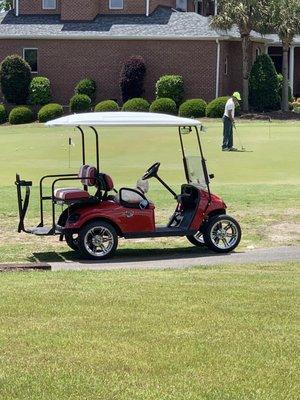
[45,112,201,128]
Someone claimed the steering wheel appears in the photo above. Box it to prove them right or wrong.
[142,162,161,180]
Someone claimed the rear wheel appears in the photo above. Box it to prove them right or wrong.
[203,215,241,253]
[78,221,118,260]
[186,232,206,247]
[65,232,79,251]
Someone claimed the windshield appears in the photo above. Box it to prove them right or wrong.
[185,156,208,188]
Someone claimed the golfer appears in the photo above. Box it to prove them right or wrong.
[222,92,241,151]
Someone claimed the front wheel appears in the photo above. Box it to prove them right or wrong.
[203,215,241,253]
[78,221,118,260]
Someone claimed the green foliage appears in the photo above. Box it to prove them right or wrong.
[38,103,63,123]
[28,76,52,106]
[249,54,281,111]
[0,104,7,124]
[122,98,150,112]
[277,74,293,102]
[70,94,91,113]
[155,75,184,106]
[149,98,177,115]
[179,98,207,118]
[206,96,240,118]
[75,78,96,102]
[94,100,119,112]
[0,0,13,11]
[8,106,34,125]
[0,55,32,105]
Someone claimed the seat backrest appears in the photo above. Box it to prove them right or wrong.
[101,173,114,192]
[78,165,97,187]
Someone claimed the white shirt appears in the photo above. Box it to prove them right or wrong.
[224,98,235,119]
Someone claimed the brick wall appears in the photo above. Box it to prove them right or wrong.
[61,0,98,20]
[0,38,217,105]
[19,0,61,14]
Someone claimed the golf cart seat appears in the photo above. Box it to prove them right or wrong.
[54,165,114,202]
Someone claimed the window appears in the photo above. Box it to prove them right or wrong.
[224,56,228,75]
[109,0,123,10]
[42,0,56,10]
[176,0,187,11]
[23,48,38,73]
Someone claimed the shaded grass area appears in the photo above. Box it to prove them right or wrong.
[0,120,299,262]
[0,263,299,400]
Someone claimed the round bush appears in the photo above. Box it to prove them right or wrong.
[9,106,34,125]
[38,103,63,123]
[149,98,177,115]
[179,99,207,118]
[155,75,184,106]
[0,104,7,124]
[94,100,119,112]
[70,94,91,113]
[122,98,150,112]
[75,78,96,102]
[28,76,52,105]
[206,96,241,118]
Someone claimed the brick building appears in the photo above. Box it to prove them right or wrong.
[0,0,299,105]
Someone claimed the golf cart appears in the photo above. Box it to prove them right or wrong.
[15,112,241,260]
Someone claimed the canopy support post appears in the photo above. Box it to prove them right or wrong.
[90,126,100,171]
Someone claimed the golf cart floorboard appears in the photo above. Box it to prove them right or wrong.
[124,227,197,239]
[27,226,60,236]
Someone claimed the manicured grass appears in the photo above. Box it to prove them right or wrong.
[0,120,299,261]
[0,263,298,400]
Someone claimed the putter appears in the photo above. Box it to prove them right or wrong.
[233,125,246,151]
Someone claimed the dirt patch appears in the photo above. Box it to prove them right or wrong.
[268,222,300,244]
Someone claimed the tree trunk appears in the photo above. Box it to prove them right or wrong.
[282,44,289,112]
[241,34,251,112]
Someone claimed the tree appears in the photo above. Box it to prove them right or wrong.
[0,55,32,104]
[194,0,267,112]
[249,54,280,111]
[265,0,300,111]
[120,56,146,102]
[0,0,13,11]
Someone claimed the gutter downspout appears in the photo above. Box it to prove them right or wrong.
[215,39,220,98]
[146,0,150,16]
[16,0,19,16]
[214,0,218,15]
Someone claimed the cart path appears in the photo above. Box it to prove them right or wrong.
[49,246,300,271]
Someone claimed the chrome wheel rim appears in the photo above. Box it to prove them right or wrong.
[84,226,114,257]
[210,220,238,250]
[193,231,205,244]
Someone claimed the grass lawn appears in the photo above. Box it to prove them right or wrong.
[0,119,299,261]
[0,262,299,400]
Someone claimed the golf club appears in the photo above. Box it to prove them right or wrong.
[233,124,246,151]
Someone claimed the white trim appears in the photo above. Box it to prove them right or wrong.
[23,47,38,73]
[15,0,19,16]
[146,0,150,16]
[109,0,124,10]
[42,0,57,10]
[289,45,295,96]
[215,39,220,98]
[214,0,218,15]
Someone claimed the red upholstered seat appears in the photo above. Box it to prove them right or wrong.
[54,188,90,201]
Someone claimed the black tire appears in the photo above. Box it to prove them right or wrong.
[186,232,207,247]
[77,220,118,260]
[65,232,79,251]
[203,214,241,253]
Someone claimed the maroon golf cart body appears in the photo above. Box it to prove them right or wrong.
[15,112,241,259]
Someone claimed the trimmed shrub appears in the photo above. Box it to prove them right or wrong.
[120,56,146,102]
[0,104,7,124]
[75,78,96,102]
[122,98,150,112]
[249,54,281,111]
[70,94,91,113]
[28,76,52,106]
[206,96,241,118]
[0,54,32,104]
[155,75,184,106]
[38,103,63,123]
[94,100,119,112]
[9,106,34,125]
[179,99,207,118]
[149,98,177,115]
